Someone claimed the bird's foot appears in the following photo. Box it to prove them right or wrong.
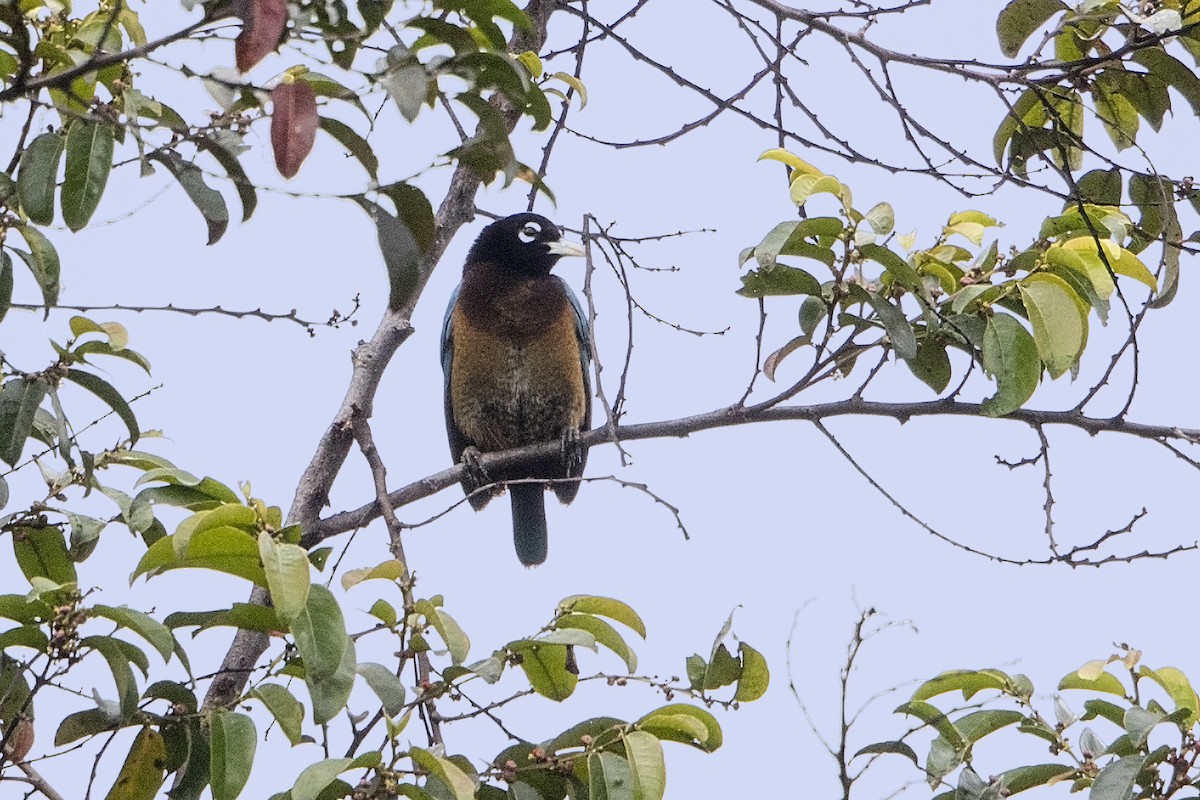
[560,428,584,475]
[461,446,491,487]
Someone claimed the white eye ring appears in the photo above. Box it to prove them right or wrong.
[518,222,541,243]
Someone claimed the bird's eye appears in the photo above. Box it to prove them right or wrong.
[518,222,541,244]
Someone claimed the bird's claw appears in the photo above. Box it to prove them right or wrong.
[461,446,491,486]
[560,428,584,475]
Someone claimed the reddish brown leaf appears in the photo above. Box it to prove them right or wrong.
[271,82,318,179]
[235,0,288,72]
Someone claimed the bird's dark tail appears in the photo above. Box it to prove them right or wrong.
[510,484,548,566]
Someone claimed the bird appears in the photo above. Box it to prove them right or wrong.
[440,213,591,566]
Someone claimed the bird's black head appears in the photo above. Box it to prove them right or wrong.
[466,213,584,276]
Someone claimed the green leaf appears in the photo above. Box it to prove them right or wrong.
[17,132,65,225]
[257,532,311,627]
[910,339,952,393]
[955,709,1024,743]
[148,152,229,245]
[14,223,61,311]
[64,369,138,445]
[980,313,1039,416]
[13,525,76,585]
[1131,48,1200,117]
[913,669,1010,702]
[853,740,920,766]
[290,584,349,682]
[1123,706,1165,747]
[555,614,637,672]
[352,197,420,310]
[132,528,267,585]
[1094,75,1140,150]
[860,243,922,291]
[55,707,119,746]
[318,117,378,179]
[0,377,47,466]
[0,251,12,324]
[894,701,964,747]
[102,726,166,800]
[999,764,1076,795]
[588,750,633,800]
[196,138,257,223]
[1139,666,1198,728]
[635,704,722,752]
[734,642,769,702]
[91,605,174,662]
[410,747,475,800]
[623,731,665,800]
[1018,273,1087,379]
[250,683,305,746]
[866,293,917,361]
[994,90,1042,165]
[558,595,646,638]
[210,710,256,800]
[513,641,577,701]
[737,265,822,298]
[62,120,115,231]
[83,635,140,716]
[356,662,406,716]
[1090,755,1145,800]
[997,0,1067,57]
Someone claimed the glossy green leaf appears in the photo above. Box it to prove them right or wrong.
[257,532,310,626]
[997,0,1067,57]
[210,710,256,800]
[132,528,267,585]
[1094,76,1139,150]
[860,243,922,291]
[91,604,174,661]
[62,120,114,231]
[410,747,475,800]
[994,89,1042,165]
[980,313,1039,417]
[556,614,637,672]
[17,132,64,225]
[1139,666,1198,727]
[558,595,646,638]
[64,369,138,445]
[1018,273,1087,379]
[250,683,304,746]
[635,704,722,752]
